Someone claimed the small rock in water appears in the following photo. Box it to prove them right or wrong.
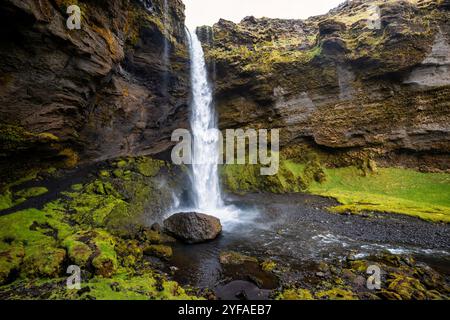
[163,212,222,244]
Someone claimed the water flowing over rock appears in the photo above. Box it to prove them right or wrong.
[186,29,223,211]
[185,28,240,224]
[163,212,222,244]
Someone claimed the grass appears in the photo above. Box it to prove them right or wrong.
[290,164,450,223]
[222,159,450,223]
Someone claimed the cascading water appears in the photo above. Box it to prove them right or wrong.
[162,0,170,97]
[185,28,241,225]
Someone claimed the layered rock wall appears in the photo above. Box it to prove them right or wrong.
[0,0,189,185]
[200,0,450,171]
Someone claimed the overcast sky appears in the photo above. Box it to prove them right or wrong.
[183,0,344,29]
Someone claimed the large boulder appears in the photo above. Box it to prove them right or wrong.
[163,212,222,244]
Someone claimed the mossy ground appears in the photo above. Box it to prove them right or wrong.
[274,252,449,300]
[221,155,450,223]
[0,156,199,300]
[307,167,450,223]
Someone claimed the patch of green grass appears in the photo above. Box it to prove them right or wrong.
[307,167,450,223]
[222,158,450,223]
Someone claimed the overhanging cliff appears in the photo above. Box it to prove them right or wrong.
[0,0,190,186]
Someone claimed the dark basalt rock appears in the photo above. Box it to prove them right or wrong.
[0,0,190,186]
[163,212,222,244]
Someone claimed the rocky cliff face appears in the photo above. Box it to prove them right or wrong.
[0,0,189,186]
[200,0,450,171]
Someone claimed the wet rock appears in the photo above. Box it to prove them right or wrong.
[219,251,258,265]
[163,212,222,244]
[140,226,177,245]
[0,0,190,185]
[151,223,162,232]
[214,280,272,300]
[143,245,173,260]
[204,0,450,172]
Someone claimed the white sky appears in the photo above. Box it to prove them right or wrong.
[183,0,344,29]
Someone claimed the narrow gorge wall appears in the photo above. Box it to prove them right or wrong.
[199,0,450,171]
[0,0,189,186]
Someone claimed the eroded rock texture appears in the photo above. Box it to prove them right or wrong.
[200,0,450,171]
[0,0,189,185]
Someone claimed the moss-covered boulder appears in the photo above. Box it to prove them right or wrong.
[219,251,258,265]
[144,245,173,260]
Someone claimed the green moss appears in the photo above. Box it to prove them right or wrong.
[349,260,368,273]
[63,235,93,267]
[143,230,163,244]
[387,274,427,300]
[220,156,321,194]
[276,288,314,300]
[71,184,83,192]
[0,206,74,280]
[0,124,30,151]
[308,167,450,223]
[90,230,118,278]
[0,187,48,211]
[135,157,164,177]
[15,187,48,199]
[0,191,13,210]
[115,240,143,268]
[21,247,66,278]
[209,42,322,74]
[2,271,202,300]
[0,242,25,284]
[58,148,79,168]
[261,259,276,272]
[143,245,173,260]
[315,288,358,300]
[99,170,110,178]
[59,273,201,300]
[219,251,258,265]
[116,160,128,168]
[222,152,450,223]
[63,180,125,227]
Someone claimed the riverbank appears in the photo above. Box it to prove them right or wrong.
[0,160,448,300]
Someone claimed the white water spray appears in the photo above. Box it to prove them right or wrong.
[186,28,241,224]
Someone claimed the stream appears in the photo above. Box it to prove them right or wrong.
[168,193,450,299]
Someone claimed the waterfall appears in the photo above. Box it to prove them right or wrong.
[162,0,170,97]
[185,28,240,224]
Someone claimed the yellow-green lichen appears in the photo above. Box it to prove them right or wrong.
[276,288,314,300]
[144,245,173,260]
